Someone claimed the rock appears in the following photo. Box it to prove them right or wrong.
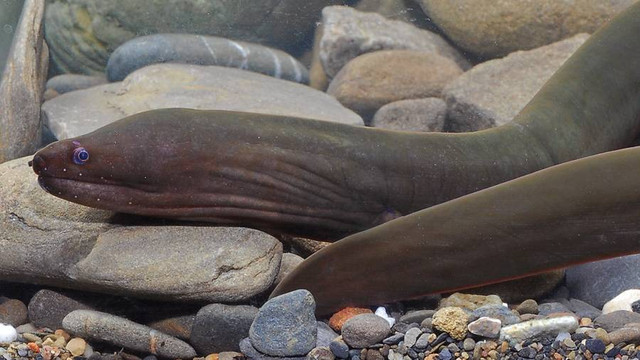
[607,323,640,345]
[0,297,27,327]
[594,310,640,332]
[327,50,462,120]
[371,98,447,132]
[44,0,346,74]
[27,289,95,330]
[603,289,640,314]
[63,310,196,359]
[539,302,572,316]
[71,226,282,302]
[516,299,539,315]
[567,254,640,310]
[65,337,86,357]
[316,322,339,349]
[275,253,305,286]
[0,323,17,343]
[107,34,309,83]
[443,34,588,132]
[403,327,422,347]
[307,346,335,360]
[439,293,502,311]
[190,303,258,354]
[250,289,317,357]
[399,310,436,326]
[471,305,519,326]
[317,6,469,79]
[329,337,349,358]
[46,74,107,95]
[354,0,437,30]
[219,352,245,360]
[462,338,475,351]
[240,337,306,360]
[42,63,362,140]
[584,338,606,354]
[467,317,501,338]
[499,316,579,346]
[431,307,470,341]
[341,314,391,348]
[415,0,634,58]
[328,307,373,332]
[0,0,48,162]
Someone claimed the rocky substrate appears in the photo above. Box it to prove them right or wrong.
[3,288,640,360]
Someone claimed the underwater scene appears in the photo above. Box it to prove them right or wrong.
[2,0,640,359]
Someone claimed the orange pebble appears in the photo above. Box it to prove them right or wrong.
[28,342,40,353]
[328,307,373,332]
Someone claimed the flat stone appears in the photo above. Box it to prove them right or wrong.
[44,0,346,74]
[250,289,317,357]
[608,323,640,345]
[63,310,196,359]
[567,254,640,309]
[443,34,588,132]
[341,314,391,348]
[106,34,309,83]
[42,63,362,140]
[190,303,258,354]
[371,98,447,132]
[240,337,307,360]
[594,310,640,332]
[70,226,282,302]
[317,6,469,79]
[0,0,48,162]
[328,50,462,120]
[415,0,634,58]
[0,297,27,327]
[399,310,436,325]
[539,302,572,316]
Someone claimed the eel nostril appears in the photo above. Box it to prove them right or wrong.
[31,155,47,175]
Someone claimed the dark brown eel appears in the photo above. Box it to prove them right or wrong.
[30,2,640,311]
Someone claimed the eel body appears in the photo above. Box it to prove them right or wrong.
[30,1,640,240]
[271,145,640,314]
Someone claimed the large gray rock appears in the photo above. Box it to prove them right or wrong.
[416,0,636,58]
[42,63,363,140]
[70,226,282,302]
[44,0,348,75]
[567,254,640,309]
[318,6,469,79]
[1,156,282,302]
[63,310,196,359]
[444,34,588,132]
[0,0,48,162]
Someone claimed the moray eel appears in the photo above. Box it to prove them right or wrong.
[30,0,640,240]
[29,2,640,310]
[272,145,640,314]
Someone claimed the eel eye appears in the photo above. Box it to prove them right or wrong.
[73,147,90,165]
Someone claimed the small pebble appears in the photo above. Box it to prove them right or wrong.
[66,337,86,356]
[341,314,391,348]
[330,337,349,359]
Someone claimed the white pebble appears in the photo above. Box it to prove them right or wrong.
[375,306,396,327]
[602,289,640,314]
[0,323,17,343]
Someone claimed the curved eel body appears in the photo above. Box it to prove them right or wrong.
[31,1,640,241]
[271,145,640,314]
